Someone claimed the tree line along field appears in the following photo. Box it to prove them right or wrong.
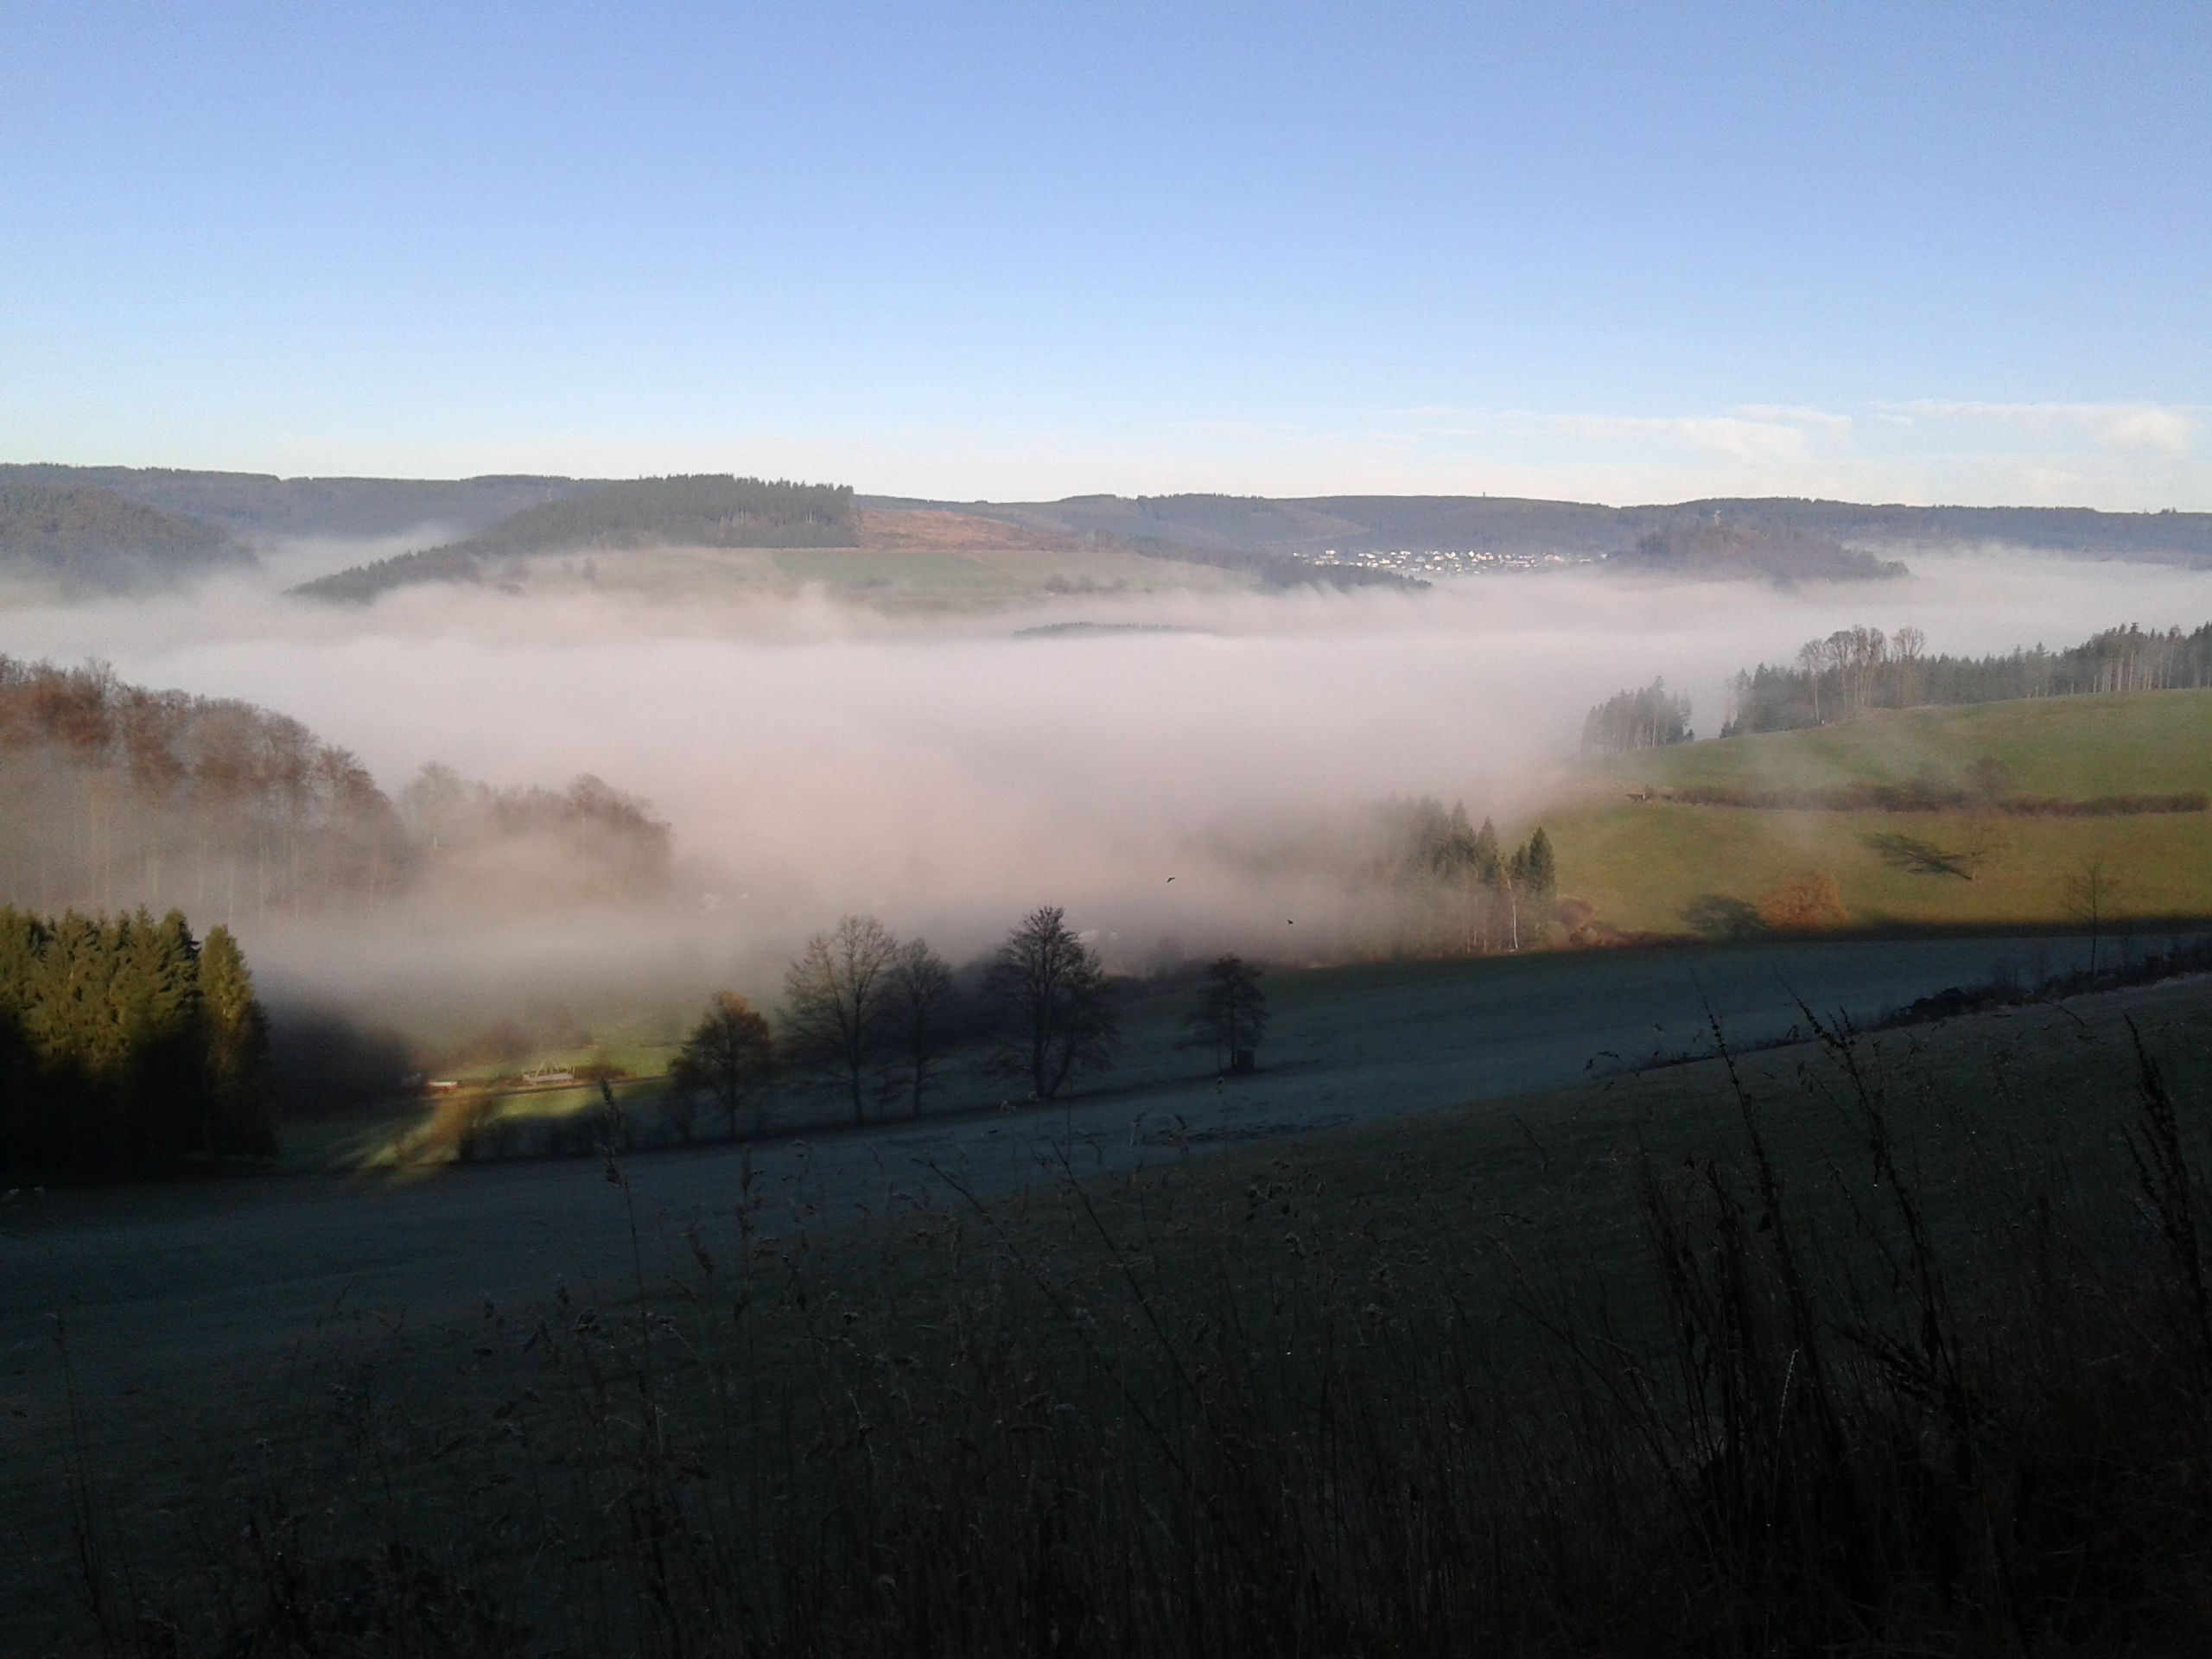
[1558,689,2212,937]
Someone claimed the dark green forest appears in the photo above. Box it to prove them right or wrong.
[0,906,273,1180]
[0,481,249,589]
[1723,620,2212,734]
[295,475,859,601]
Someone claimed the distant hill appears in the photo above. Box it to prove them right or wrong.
[1607,519,1909,583]
[0,464,592,541]
[862,492,2212,571]
[293,475,859,601]
[0,481,250,590]
[11,461,2206,592]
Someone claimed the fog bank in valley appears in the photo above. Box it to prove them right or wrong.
[2,549,2207,1033]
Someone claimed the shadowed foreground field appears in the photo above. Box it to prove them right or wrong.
[4,950,2211,1654]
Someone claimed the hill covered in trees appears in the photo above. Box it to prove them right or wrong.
[0,480,251,591]
[1605,518,1908,583]
[0,463,591,541]
[11,461,2206,593]
[0,657,671,924]
[861,491,2212,570]
[294,475,861,601]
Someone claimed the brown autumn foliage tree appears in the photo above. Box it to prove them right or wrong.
[1757,872,1847,934]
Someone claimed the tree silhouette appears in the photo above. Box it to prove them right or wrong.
[1183,956,1269,1073]
[670,992,778,1141]
[782,915,898,1124]
[884,938,957,1117]
[986,906,1118,1102]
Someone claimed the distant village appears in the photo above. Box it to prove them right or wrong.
[1312,547,1583,575]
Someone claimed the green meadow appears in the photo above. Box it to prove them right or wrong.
[1556,689,2212,934]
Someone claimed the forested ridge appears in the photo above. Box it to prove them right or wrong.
[0,906,273,1180]
[0,480,247,589]
[1607,518,1908,582]
[0,658,671,922]
[0,463,588,540]
[862,491,2212,568]
[295,475,859,601]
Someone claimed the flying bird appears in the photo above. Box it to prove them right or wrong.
[1166,876,1175,882]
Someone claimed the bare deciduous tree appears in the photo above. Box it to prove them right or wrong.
[884,937,957,1117]
[986,906,1118,1102]
[2061,855,2122,976]
[669,991,778,1141]
[782,914,899,1123]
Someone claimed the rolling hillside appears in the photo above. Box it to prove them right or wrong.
[1553,690,2212,935]
[292,478,1268,607]
[863,491,2212,569]
[0,481,249,590]
[0,464,591,540]
[293,474,861,600]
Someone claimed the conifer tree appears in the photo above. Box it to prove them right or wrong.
[0,906,276,1179]
[199,924,274,1155]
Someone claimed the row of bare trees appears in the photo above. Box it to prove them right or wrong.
[667,906,1124,1136]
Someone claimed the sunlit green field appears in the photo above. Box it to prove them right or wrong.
[1555,690,2212,934]
[1592,686,2212,798]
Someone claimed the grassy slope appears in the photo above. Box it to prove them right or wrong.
[9,970,2209,1649]
[1556,690,2212,933]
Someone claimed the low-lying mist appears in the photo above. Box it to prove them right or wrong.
[3,547,2207,1052]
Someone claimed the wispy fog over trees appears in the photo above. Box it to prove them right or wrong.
[0,658,674,920]
[1725,622,2212,734]
[1606,518,1909,583]
[1378,798,1556,956]
[1583,679,1693,751]
[0,906,272,1180]
[0,657,404,917]
[397,764,671,902]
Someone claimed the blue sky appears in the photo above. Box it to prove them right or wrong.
[3,2,2206,505]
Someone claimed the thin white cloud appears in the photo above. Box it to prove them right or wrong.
[1878,400,2201,458]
